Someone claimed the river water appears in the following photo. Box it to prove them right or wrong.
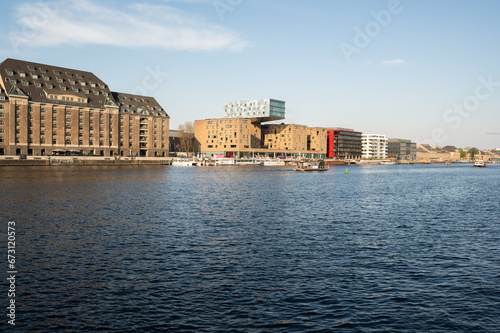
[1,164,499,332]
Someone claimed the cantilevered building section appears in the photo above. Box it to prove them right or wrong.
[0,58,169,157]
[223,98,286,123]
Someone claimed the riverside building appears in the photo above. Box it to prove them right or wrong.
[0,58,169,157]
[195,99,326,158]
[362,134,388,159]
[326,128,362,160]
[388,138,417,160]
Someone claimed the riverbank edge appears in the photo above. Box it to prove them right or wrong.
[0,156,172,166]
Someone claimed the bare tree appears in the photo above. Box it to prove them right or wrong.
[178,121,194,155]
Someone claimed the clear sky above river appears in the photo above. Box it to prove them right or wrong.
[1,0,499,149]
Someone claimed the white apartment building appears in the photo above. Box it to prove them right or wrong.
[223,98,286,121]
[362,134,388,159]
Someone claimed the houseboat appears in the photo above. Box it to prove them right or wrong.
[294,160,328,172]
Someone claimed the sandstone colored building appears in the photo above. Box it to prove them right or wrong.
[194,118,327,158]
[0,58,169,157]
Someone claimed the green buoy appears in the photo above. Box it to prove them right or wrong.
[345,168,348,174]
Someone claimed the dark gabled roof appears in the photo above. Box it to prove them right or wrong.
[0,58,169,117]
[112,92,169,118]
[442,145,458,152]
[0,58,112,108]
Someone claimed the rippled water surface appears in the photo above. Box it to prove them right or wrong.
[1,164,500,332]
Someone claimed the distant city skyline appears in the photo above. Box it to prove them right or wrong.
[1,0,500,149]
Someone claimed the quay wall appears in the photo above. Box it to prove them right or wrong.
[0,156,172,166]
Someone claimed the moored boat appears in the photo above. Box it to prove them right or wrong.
[263,159,286,166]
[473,160,486,167]
[294,160,328,172]
[172,159,196,166]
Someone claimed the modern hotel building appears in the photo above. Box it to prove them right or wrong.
[0,58,169,157]
[194,99,327,158]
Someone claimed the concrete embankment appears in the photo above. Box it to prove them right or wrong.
[0,156,172,166]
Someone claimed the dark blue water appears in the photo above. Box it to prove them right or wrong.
[1,164,499,332]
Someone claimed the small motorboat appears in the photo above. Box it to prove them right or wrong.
[473,160,486,167]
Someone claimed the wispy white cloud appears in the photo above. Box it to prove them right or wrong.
[9,0,249,52]
[382,59,407,66]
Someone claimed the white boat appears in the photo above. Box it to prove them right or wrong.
[474,160,486,167]
[234,159,264,166]
[215,158,236,166]
[263,159,286,166]
[380,160,396,165]
[172,159,196,166]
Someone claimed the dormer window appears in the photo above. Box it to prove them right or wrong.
[43,76,50,81]
[66,72,73,77]
[70,80,76,85]
[40,68,47,73]
[47,84,53,89]
[99,84,105,89]
[32,74,39,79]
[19,73,26,78]
[35,82,42,88]
[28,66,36,71]
[6,70,14,76]
[90,83,96,88]
[57,78,64,83]
[80,82,86,86]
[53,70,62,75]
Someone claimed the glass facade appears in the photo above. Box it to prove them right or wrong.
[327,130,362,159]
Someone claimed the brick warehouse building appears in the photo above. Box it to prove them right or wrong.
[0,58,169,157]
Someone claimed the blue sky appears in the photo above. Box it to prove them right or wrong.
[1,0,500,149]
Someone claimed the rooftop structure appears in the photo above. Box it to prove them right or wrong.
[223,98,286,123]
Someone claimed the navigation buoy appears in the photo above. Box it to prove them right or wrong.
[345,168,348,174]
